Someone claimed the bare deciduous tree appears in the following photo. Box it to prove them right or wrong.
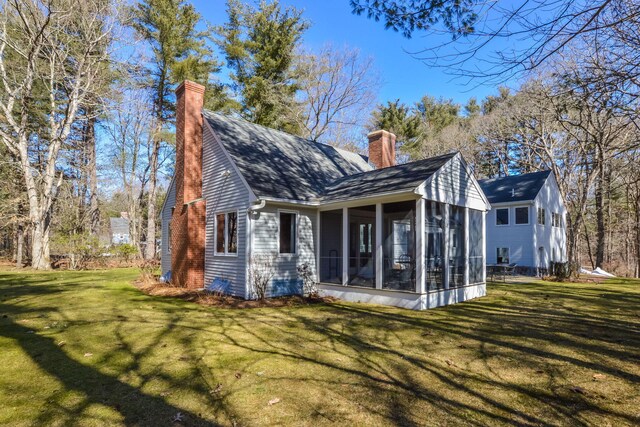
[0,0,124,269]
[295,45,380,143]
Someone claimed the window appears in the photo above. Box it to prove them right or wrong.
[215,212,238,255]
[215,214,225,253]
[279,211,297,254]
[552,212,561,228]
[515,207,529,224]
[496,208,509,225]
[228,212,237,253]
[537,207,546,225]
[497,247,510,264]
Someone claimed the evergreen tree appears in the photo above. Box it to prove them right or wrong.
[217,0,308,133]
[370,100,421,159]
[133,0,227,259]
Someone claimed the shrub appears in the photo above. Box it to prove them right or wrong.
[248,254,275,300]
[51,233,102,270]
[297,262,318,297]
[115,244,139,261]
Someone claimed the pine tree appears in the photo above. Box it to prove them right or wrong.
[133,0,227,259]
[217,0,308,133]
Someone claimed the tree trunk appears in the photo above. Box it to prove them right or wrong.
[636,192,640,278]
[144,138,160,260]
[86,114,100,235]
[16,223,24,268]
[31,213,51,270]
[594,150,605,268]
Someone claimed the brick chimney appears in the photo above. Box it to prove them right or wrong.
[368,130,396,169]
[171,80,206,289]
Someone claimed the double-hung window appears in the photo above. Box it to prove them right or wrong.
[279,211,297,254]
[537,207,546,225]
[497,247,510,264]
[215,212,238,255]
[496,208,509,225]
[515,207,529,225]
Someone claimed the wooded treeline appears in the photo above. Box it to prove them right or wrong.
[0,0,638,277]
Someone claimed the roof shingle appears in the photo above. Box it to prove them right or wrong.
[479,170,551,204]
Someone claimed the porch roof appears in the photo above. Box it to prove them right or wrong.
[321,152,457,202]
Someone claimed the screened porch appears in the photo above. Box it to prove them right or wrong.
[318,198,485,293]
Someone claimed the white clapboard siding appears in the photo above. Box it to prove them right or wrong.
[202,125,251,297]
[250,204,317,297]
[160,178,176,276]
[422,154,487,211]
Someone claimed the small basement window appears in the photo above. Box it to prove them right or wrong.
[279,211,297,254]
[497,247,510,264]
[515,207,529,224]
[496,208,509,225]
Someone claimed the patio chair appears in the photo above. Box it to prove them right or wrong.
[505,263,517,278]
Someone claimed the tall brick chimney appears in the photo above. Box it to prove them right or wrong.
[368,130,396,169]
[171,81,206,289]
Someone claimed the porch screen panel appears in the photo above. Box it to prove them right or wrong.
[448,205,465,287]
[319,210,343,283]
[382,201,416,292]
[348,205,376,288]
[469,209,483,284]
[425,200,444,291]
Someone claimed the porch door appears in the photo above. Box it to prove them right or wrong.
[349,219,375,285]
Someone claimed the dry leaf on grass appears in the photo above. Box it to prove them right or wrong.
[268,398,280,406]
[84,352,93,357]
[593,373,606,380]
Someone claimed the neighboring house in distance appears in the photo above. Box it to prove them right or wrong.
[479,170,567,274]
[110,214,130,245]
[161,80,491,310]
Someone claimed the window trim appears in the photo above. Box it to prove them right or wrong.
[495,208,509,226]
[514,206,530,225]
[214,210,239,257]
[496,247,510,264]
[277,209,299,257]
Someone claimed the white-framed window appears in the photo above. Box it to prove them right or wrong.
[278,210,298,255]
[552,212,561,228]
[496,208,509,225]
[537,207,546,225]
[215,211,238,255]
[515,206,529,225]
[497,247,510,264]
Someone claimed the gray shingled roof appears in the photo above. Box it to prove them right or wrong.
[479,170,551,204]
[204,111,372,202]
[110,217,129,235]
[322,152,457,202]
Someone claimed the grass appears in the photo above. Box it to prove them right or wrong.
[0,268,638,426]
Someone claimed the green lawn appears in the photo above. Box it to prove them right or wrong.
[0,269,638,426]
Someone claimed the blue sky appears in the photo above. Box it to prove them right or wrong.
[193,0,514,107]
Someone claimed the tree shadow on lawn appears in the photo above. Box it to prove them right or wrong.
[0,275,222,426]
[213,280,640,426]
[1,271,639,426]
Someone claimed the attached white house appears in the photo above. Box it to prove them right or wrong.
[161,80,491,310]
[479,170,567,274]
